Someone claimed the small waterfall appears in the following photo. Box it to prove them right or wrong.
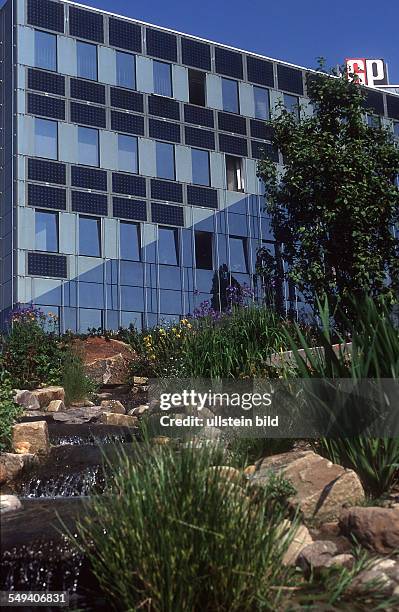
[51,432,132,446]
[18,466,105,498]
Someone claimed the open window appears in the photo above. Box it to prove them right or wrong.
[188,69,206,106]
[226,155,244,192]
[195,231,213,270]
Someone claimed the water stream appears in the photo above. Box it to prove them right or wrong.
[0,422,136,609]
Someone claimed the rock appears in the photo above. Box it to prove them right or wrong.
[152,436,172,445]
[347,559,399,597]
[100,400,125,414]
[282,523,313,566]
[51,406,104,424]
[297,540,338,576]
[96,392,113,401]
[100,412,138,427]
[339,506,399,554]
[0,495,22,515]
[70,400,95,408]
[133,376,148,385]
[47,399,65,413]
[253,450,365,520]
[197,426,223,441]
[325,553,355,570]
[129,404,149,417]
[244,465,257,477]
[208,466,242,485]
[74,337,136,385]
[0,453,38,485]
[32,386,65,409]
[13,390,40,411]
[12,421,50,455]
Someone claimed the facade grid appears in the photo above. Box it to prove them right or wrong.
[1,0,398,331]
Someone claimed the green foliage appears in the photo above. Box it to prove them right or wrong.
[62,350,98,406]
[0,371,23,452]
[71,443,297,612]
[0,307,66,389]
[228,435,295,467]
[258,61,399,322]
[283,297,399,496]
[124,307,317,379]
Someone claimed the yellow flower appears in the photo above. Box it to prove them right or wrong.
[181,318,188,325]
[172,327,177,333]
[159,328,166,335]
[186,323,192,329]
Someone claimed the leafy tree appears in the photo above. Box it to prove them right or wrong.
[258,61,399,323]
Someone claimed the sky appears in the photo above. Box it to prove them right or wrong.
[65,0,399,84]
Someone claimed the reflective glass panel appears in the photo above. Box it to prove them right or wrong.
[79,216,101,256]
[118,134,138,173]
[156,141,175,180]
[34,30,57,71]
[116,51,136,89]
[77,41,98,80]
[192,148,210,186]
[153,61,172,97]
[254,86,270,120]
[78,126,99,166]
[34,118,58,159]
[120,221,141,261]
[222,78,239,114]
[229,236,248,272]
[35,210,58,252]
[158,227,179,265]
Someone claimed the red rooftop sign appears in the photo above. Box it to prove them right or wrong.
[346,58,389,87]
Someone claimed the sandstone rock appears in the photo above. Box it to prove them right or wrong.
[13,390,40,411]
[339,506,399,553]
[297,540,338,576]
[12,421,49,455]
[52,406,103,424]
[208,466,242,485]
[100,400,125,414]
[0,453,38,485]
[32,386,65,408]
[152,436,172,445]
[47,399,65,412]
[129,404,149,417]
[74,337,135,385]
[100,412,138,427]
[253,450,365,520]
[282,523,313,566]
[133,376,148,385]
[244,464,257,477]
[0,495,22,515]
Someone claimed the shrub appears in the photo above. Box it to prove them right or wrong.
[0,372,23,452]
[62,350,98,406]
[124,305,317,379]
[283,297,399,496]
[0,306,66,389]
[71,444,297,611]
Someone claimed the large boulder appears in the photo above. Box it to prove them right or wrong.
[282,523,313,566]
[252,450,365,520]
[339,506,399,554]
[0,453,38,485]
[12,421,49,455]
[73,337,136,385]
[32,386,65,409]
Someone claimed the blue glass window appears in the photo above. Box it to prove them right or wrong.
[153,61,172,97]
[254,87,270,120]
[35,210,58,252]
[34,118,57,159]
[394,122,399,137]
[116,51,136,90]
[230,236,248,273]
[120,222,141,261]
[79,309,103,332]
[192,148,210,186]
[78,126,99,166]
[77,41,97,81]
[195,231,213,270]
[118,134,138,173]
[158,227,179,265]
[79,216,101,257]
[34,30,57,71]
[222,78,239,114]
[156,141,175,180]
[284,94,300,121]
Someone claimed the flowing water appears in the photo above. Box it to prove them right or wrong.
[0,422,137,610]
